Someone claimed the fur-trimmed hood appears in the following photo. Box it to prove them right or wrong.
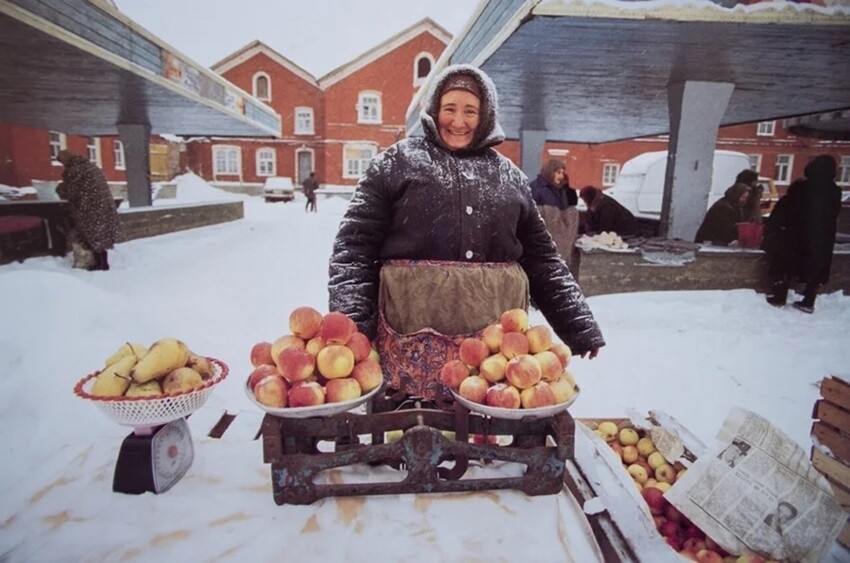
[419,64,505,153]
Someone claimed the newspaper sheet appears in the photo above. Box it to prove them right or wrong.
[665,407,846,562]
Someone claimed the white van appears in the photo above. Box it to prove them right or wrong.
[605,150,752,221]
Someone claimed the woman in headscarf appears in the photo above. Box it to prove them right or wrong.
[328,64,604,399]
[694,183,752,246]
[530,159,580,267]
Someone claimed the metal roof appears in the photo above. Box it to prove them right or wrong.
[407,0,850,142]
[0,0,280,137]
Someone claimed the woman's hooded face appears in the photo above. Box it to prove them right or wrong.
[437,89,481,151]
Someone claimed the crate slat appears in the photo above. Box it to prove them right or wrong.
[821,377,850,411]
[814,400,850,435]
[811,421,850,465]
[825,476,850,511]
[811,447,850,490]
[838,518,850,548]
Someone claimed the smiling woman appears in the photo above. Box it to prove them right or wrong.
[328,63,605,400]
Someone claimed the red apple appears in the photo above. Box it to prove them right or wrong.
[320,311,356,345]
[459,337,490,367]
[500,308,529,333]
[248,364,280,390]
[622,445,639,464]
[305,336,326,357]
[479,353,508,383]
[345,332,372,362]
[525,325,553,354]
[641,486,667,515]
[316,344,355,379]
[505,354,542,390]
[534,350,563,382]
[351,358,383,392]
[458,375,488,404]
[500,331,530,359]
[289,306,323,340]
[440,359,470,389]
[276,347,316,383]
[250,341,275,367]
[253,374,288,408]
[481,323,504,353]
[325,377,362,403]
[520,381,556,408]
[485,383,521,409]
[549,342,573,369]
[288,380,325,407]
[271,335,305,366]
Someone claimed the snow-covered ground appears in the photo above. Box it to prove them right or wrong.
[1,173,848,561]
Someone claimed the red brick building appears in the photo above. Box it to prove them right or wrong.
[2,15,848,195]
[185,18,451,189]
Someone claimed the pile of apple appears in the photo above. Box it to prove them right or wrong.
[247,307,383,409]
[593,421,779,562]
[439,308,577,410]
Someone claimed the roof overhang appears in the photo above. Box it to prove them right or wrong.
[407,0,850,143]
[0,0,281,137]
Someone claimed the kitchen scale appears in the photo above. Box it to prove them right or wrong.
[113,418,194,494]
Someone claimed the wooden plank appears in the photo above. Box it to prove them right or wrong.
[811,447,850,490]
[811,421,850,465]
[219,410,264,442]
[821,377,850,412]
[815,400,850,435]
[825,476,850,511]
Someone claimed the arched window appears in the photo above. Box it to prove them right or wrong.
[253,72,271,101]
[413,53,435,86]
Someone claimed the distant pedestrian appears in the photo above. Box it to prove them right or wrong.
[694,183,751,246]
[578,185,638,238]
[529,159,579,268]
[302,172,318,213]
[55,150,120,270]
[764,155,841,313]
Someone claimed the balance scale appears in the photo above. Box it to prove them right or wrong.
[112,418,194,494]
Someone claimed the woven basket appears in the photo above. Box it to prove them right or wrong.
[74,358,229,427]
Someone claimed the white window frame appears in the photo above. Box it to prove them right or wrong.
[86,137,102,167]
[213,145,241,175]
[256,147,276,177]
[113,140,125,171]
[757,121,776,136]
[295,148,316,185]
[747,154,762,174]
[413,52,435,87]
[837,156,850,186]
[294,107,315,135]
[342,143,377,179]
[774,154,793,185]
[253,72,271,101]
[357,91,382,124]
[602,163,620,187]
[49,131,66,164]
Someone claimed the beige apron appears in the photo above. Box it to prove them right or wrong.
[375,260,528,399]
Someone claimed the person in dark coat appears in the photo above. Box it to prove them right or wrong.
[328,64,604,399]
[762,179,802,307]
[694,183,752,246]
[578,185,638,237]
[779,155,842,313]
[55,150,120,270]
[302,172,318,213]
[530,159,580,268]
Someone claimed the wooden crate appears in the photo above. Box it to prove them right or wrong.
[810,376,850,547]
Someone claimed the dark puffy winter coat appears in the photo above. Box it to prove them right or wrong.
[694,183,750,245]
[302,176,318,200]
[56,154,120,252]
[530,175,577,209]
[328,64,604,355]
[583,193,638,237]
[787,157,842,284]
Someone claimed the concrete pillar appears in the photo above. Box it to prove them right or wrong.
[520,129,547,180]
[660,81,734,240]
[117,123,152,208]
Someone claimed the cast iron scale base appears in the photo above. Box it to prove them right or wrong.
[261,390,575,505]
